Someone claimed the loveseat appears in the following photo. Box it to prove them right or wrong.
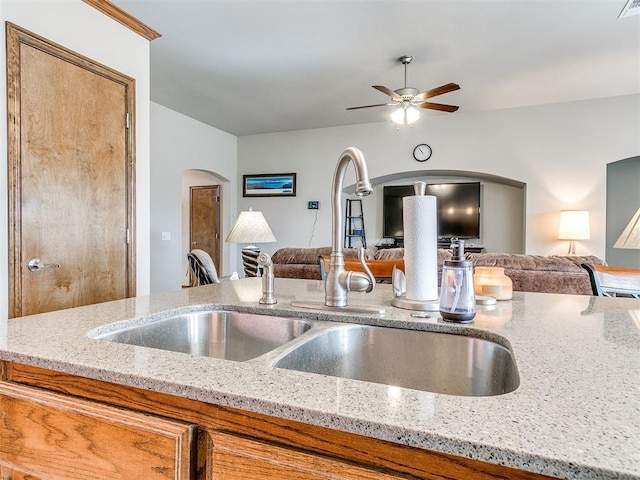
[271,246,605,295]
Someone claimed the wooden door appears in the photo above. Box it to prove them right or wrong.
[6,24,136,318]
[190,185,221,271]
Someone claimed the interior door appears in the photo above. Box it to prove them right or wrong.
[6,24,136,317]
[190,185,221,272]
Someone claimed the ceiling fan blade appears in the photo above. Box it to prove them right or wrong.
[372,85,402,100]
[346,103,389,110]
[413,83,460,102]
[419,101,459,113]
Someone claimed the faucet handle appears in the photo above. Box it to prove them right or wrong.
[257,252,272,268]
[357,247,375,293]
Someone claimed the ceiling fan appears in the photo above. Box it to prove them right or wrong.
[347,55,460,123]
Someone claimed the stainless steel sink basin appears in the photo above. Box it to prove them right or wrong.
[273,325,519,396]
[92,311,311,362]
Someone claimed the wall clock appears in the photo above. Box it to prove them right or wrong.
[413,144,432,162]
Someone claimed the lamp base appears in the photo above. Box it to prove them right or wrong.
[241,245,260,277]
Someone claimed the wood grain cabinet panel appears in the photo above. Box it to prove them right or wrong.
[4,363,557,480]
[209,431,406,480]
[0,382,195,480]
[0,465,42,480]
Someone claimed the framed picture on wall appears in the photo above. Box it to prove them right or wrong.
[243,173,297,197]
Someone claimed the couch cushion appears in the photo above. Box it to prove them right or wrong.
[273,264,322,280]
[507,271,594,295]
[271,247,373,265]
[558,255,606,268]
[466,253,605,272]
[374,248,453,266]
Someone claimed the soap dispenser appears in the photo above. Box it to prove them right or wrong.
[439,240,476,323]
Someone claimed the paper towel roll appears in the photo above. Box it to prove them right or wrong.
[403,195,438,301]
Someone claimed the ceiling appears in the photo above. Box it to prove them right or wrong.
[113,0,640,137]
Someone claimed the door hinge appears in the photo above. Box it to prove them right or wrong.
[126,229,130,244]
[125,112,130,129]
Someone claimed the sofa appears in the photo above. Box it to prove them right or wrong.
[271,246,606,295]
[272,247,372,281]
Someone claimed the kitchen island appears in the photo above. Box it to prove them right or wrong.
[1,278,639,479]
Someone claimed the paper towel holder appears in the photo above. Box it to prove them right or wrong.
[392,295,441,312]
[391,266,440,311]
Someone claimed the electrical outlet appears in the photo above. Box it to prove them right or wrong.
[308,201,319,209]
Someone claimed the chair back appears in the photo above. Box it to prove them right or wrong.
[318,255,404,283]
[581,263,640,298]
[188,249,220,286]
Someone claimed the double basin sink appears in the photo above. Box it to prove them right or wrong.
[90,309,519,397]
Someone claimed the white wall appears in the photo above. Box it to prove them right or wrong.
[150,103,237,293]
[0,0,152,316]
[238,95,640,260]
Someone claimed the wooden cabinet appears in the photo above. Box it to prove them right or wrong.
[0,382,195,480]
[0,465,42,480]
[211,433,407,480]
[209,431,405,480]
[1,362,556,480]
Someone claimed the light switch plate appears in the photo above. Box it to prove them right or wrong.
[161,232,171,241]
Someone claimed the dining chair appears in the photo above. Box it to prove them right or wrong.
[581,263,640,298]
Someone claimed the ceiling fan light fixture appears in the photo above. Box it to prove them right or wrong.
[406,106,420,124]
[391,105,420,125]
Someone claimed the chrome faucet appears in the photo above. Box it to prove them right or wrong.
[325,147,376,307]
[257,253,277,305]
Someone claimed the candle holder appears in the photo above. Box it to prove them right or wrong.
[473,266,513,300]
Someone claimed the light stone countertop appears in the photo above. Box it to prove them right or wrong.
[1,278,639,479]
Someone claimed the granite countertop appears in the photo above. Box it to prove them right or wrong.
[1,278,639,479]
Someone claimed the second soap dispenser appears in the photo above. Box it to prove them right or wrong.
[439,240,476,323]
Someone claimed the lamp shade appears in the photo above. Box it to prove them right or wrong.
[614,207,640,249]
[225,209,276,244]
[558,210,590,240]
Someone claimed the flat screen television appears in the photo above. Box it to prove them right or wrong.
[382,182,481,242]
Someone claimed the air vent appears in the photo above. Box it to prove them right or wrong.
[618,0,640,18]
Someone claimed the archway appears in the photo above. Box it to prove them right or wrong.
[346,170,526,254]
[182,169,228,286]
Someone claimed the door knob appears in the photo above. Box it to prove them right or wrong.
[27,258,60,272]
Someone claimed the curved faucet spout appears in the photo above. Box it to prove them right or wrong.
[331,147,373,254]
[326,147,375,307]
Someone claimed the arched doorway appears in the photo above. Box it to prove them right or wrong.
[347,169,527,254]
[182,170,225,286]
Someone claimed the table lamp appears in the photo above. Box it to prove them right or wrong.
[613,206,640,250]
[558,210,590,255]
[225,208,276,277]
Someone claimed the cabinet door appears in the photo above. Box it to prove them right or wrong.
[0,383,195,480]
[209,431,405,480]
